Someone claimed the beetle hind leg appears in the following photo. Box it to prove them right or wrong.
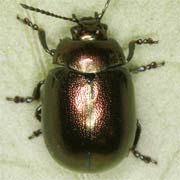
[28,129,42,140]
[131,121,158,164]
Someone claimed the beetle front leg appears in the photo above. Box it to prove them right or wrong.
[6,80,45,103]
[131,121,158,164]
[127,38,158,62]
[17,16,56,56]
[130,61,165,73]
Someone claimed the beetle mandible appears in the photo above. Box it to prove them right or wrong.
[7,0,165,172]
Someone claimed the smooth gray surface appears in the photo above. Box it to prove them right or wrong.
[0,0,180,180]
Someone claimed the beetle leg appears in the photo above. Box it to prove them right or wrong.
[130,61,165,73]
[35,105,42,122]
[6,80,45,103]
[127,38,158,62]
[28,129,42,140]
[17,15,56,56]
[131,121,158,164]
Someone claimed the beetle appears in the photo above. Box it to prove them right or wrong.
[7,0,165,172]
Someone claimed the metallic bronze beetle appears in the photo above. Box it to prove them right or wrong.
[7,0,164,172]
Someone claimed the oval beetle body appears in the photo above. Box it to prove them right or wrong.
[43,39,136,172]
[8,0,164,173]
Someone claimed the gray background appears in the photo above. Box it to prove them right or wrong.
[0,0,180,180]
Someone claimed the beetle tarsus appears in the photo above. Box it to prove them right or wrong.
[6,96,34,103]
[17,16,39,31]
[130,61,165,73]
[135,38,159,45]
[28,129,42,140]
[132,149,158,165]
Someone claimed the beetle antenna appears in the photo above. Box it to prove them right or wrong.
[20,3,78,23]
[98,0,111,20]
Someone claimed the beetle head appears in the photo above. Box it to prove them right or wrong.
[71,14,108,40]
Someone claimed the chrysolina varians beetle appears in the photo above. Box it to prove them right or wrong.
[7,0,165,172]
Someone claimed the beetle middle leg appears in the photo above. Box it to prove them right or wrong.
[17,15,56,56]
[6,80,45,103]
[129,61,165,73]
[131,121,158,164]
[127,38,158,62]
